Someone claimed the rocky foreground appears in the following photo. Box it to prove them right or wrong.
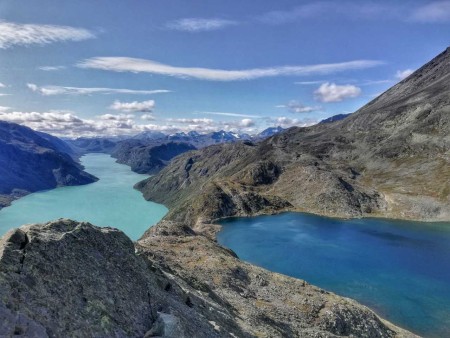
[0,220,416,337]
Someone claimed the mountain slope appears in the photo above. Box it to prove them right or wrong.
[137,47,450,225]
[0,122,97,209]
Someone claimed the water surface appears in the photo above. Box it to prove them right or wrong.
[0,153,167,240]
[218,212,450,337]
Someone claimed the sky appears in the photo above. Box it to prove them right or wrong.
[0,0,449,137]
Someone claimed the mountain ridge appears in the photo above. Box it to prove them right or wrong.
[137,47,450,225]
[0,121,97,209]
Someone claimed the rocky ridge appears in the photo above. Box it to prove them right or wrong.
[0,220,416,337]
[137,48,450,225]
[112,141,196,174]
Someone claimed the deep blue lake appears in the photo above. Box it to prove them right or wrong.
[218,212,450,337]
[0,153,167,241]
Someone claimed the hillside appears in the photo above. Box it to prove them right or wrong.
[137,48,450,226]
[0,121,97,209]
[112,141,196,174]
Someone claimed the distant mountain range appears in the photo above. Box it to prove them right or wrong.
[65,127,288,175]
[132,127,285,147]
[0,121,97,209]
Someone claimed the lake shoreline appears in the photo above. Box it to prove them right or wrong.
[0,153,168,241]
[216,212,450,337]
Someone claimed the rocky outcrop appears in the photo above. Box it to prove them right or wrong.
[137,48,450,224]
[113,141,196,174]
[0,220,416,337]
[0,220,225,337]
[0,122,97,209]
[138,221,417,338]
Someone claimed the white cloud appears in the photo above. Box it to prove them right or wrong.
[314,83,361,102]
[39,66,66,71]
[257,2,450,25]
[410,1,450,22]
[165,117,256,133]
[141,114,156,121]
[257,3,329,24]
[257,3,394,25]
[270,116,318,129]
[0,110,139,137]
[277,100,322,113]
[0,111,82,123]
[0,106,11,112]
[0,83,6,88]
[239,118,254,127]
[167,118,215,125]
[27,83,170,96]
[0,110,257,137]
[395,69,414,80]
[98,114,135,121]
[294,81,324,85]
[0,21,95,49]
[359,79,392,86]
[166,18,237,32]
[110,100,155,113]
[295,79,392,87]
[200,111,259,118]
[77,57,383,81]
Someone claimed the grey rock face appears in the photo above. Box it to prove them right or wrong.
[0,220,417,337]
[0,220,157,337]
[0,220,245,338]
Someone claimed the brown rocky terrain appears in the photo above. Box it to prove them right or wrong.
[137,48,450,226]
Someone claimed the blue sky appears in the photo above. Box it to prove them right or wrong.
[0,0,449,137]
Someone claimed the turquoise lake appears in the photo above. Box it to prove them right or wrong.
[218,212,450,337]
[0,153,167,241]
